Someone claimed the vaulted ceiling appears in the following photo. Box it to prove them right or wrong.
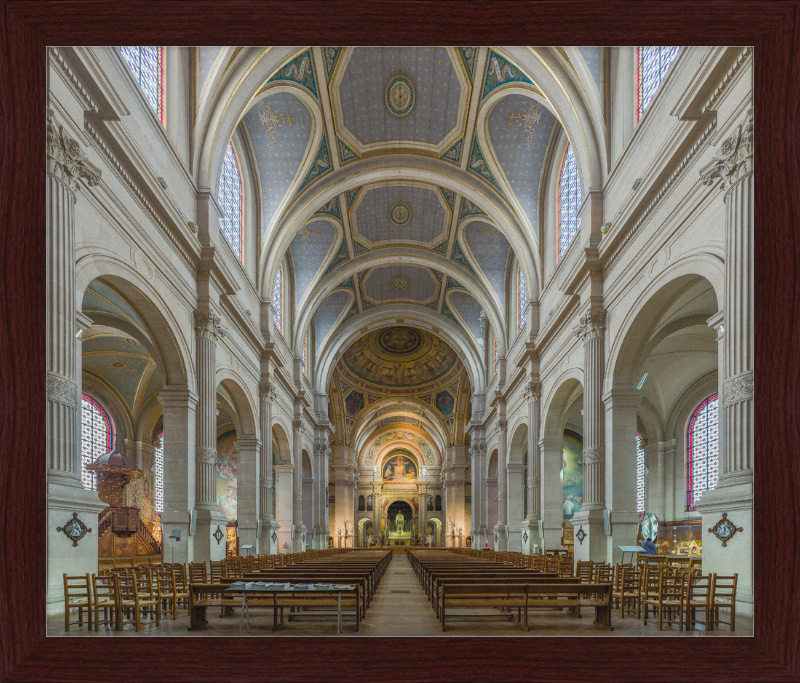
[199,45,607,405]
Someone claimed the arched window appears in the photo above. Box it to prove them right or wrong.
[118,46,165,125]
[636,46,680,121]
[435,495,442,511]
[272,265,283,334]
[517,265,528,333]
[153,432,164,516]
[81,394,112,490]
[367,494,373,512]
[358,495,365,512]
[636,433,646,514]
[557,143,581,260]
[218,143,244,262]
[687,393,719,511]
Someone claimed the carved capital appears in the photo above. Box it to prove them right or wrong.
[196,447,218,465]
[527,475,541,488]
[454,478,466,486]
[722,371,753,406]
[259,381,278,404]
[194,309,227,341]
[497,419,507,433]
[46,373,78,407]
[293,492,304,501]
[259,476,273,489]
[582,447,605,465]
[700,111,753,188]
[47,110,101,189]
[573,309,606,342]
[468,442,486,460]
[313,444,331,459]
[524,381,542,402]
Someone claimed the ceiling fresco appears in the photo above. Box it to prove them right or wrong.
[241,90,313,238]
[351,183,449,248]
[462,220,512,308]
[82,342,156,413]
[340,327,460,390]
[362,265,438,305]
[360,428,439,467]
[486,93,559,236]
[332,46,469,155]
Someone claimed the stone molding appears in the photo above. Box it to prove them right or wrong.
[196,447,217,465]
[573,309,606,342]
[49,48,99,113]
[47,373,78,407]
[582,447,605,465]
[194,309,227,341]
[722,370,754,406]
[700,110,753,189]
[703,47,753,114]
[47,110,101,190]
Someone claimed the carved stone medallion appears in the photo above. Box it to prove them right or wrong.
[385,75,415,117]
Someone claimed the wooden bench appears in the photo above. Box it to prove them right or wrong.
[439,583,614,632]
[188,582,362,633]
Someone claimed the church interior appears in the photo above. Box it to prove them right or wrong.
[45,44,754,637]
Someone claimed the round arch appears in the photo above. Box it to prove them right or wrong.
[272,423,292,465]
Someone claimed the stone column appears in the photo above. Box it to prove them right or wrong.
[291,419,306,551]
[492,420,509,550]
[46,111,106,615]
[603,387,642,565]
[570,309,607,563]
[274,464,294,552]
[506,462,525,552]
[469,439,487,550]
[418,481,427,542]
[540,435,564,551]
[521,382,542,554]
[236,436,259,554]
[374,488,382,545]
[258,381,280,554]
[192,309,227,563]
[312,442,330,549]
[697,110,754,616]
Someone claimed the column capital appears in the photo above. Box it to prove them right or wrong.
[259,381,278,404]
[47,372,78,408]
[292,419,303,434]
[47,109,101,190]
[583,447,605,465]
[573,309,606,342]
[468,442,486,459]
[700,109,753,190]
[527,475,541,488]
[194,309,227,341]
[721,370,754,406]
[497,419,508,432]
[313,443,331,459]
[196,447,217,465]
[523,381,542,402]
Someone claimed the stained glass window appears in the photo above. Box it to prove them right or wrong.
[154,432,164,516]
[687,393,719,511]
[557,144,581,260]
[81,394,112,490]
[637,47,680,121]
[636,433,646,514]
[272,265,283,334]
[118,47,165,125]
[518,266,528,332]
[218,143,244,262]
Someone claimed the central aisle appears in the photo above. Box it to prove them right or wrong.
[358,552,444,636]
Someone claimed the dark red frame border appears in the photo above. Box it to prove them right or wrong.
[1,1,797,681]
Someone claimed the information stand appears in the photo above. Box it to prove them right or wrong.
[240,544,254,557]
[618,545,646,565]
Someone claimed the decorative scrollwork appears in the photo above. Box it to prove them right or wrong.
[722,371,753,406]
[582,447,605,465]
[47,110,101,189]
[700,111,753,189]
[47,373,78,407]
[194,309,227,341]
[573,309,606,342]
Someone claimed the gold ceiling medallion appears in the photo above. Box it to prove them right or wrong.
[258,102,296,150]
[385,75,415,118]
[388,201,412,227]
[391,275,410,291]
[506,102,543,150]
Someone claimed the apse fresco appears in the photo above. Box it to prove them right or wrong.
[562,430,583,520]
[341,327,459,388]
[382,453,418,481]
[216,433,238,521]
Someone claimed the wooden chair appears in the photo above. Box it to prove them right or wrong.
[592,562,612,584]
[189,561,207,583]
[63,573,93,632]
[576,560,593,583]
[91,574,119,631]
[685,573,713,631]
[558,557,574,577]
[613,566,641,619]
[209,560,224,583]
[710,574,738,631]
[115,573,161,632]
[637,565,659,620]
[644,573,686,631]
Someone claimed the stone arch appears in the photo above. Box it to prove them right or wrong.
[272,423,292,465]
[426,516,443,546]
[216,373,258,438]
[508,421,529,465]
[542,372,584,437]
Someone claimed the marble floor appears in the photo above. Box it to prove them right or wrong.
[47,554,753,637]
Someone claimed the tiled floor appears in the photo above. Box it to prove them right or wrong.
[47,554,753,637]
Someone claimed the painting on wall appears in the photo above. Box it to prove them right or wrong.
[216,433,238,521]
[435,389,455,415]
[382,452,418,482]
[562,429,583,520]
[345,390,364,415]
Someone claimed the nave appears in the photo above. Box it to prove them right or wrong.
[50,548,752,637]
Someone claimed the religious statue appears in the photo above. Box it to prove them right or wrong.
[373,465,380,479]
[419,466,427,478]
[395,511,405,533]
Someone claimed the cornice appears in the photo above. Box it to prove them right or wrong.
[702,47,753,115]
[49,47,99,113]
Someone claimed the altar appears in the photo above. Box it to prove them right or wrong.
[386,531,412,545]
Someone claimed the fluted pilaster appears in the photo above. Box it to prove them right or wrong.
[259,382,277,520]
[525,382,541,522]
